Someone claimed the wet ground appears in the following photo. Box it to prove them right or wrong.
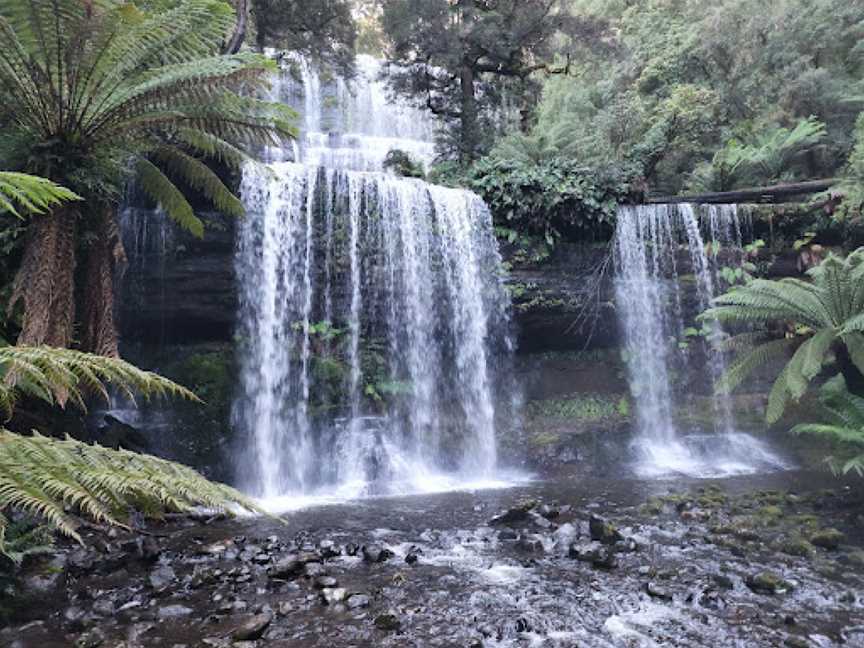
[4,469,864,648]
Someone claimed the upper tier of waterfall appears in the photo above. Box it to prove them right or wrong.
[614,203,788,478]
[233,55,517,506]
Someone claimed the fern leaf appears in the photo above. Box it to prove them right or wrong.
[135,158,203,237]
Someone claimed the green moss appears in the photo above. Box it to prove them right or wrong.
[779,537,814,558]
[527,394,629,423]
[810,528,845,550]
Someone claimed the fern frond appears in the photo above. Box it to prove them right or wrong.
[715,337,797,394]
[0,345,199,420]
[0,172,81,217]
[135,158,203,237]
[0,430,262,559]
[151,146,243,217]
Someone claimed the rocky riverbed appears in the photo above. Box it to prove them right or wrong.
[3,470,864,648]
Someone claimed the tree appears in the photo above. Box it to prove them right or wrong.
[0,0,294,356]
[248,0,357,76]
[380,0,577,162]
[699,249,864,424]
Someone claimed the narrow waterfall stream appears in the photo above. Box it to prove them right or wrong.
[233,56,516,506]
[614,204,788,477]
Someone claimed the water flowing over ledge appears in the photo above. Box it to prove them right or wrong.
[614,203,790,479]
[232,56,521,507]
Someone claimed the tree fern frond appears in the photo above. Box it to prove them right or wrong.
[152,146,243,217]
[715,337,797,394]
[0,172,81,217]
[0,430,262,559]
[801,327,837,380]
[0,345,199,420]
[135,158,203,237]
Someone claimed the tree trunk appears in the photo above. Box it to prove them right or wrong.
[836,344,864,398]
[459,61,479,163]
[223,0,248,54]
[9,208,78,348]
[79,208,126,357]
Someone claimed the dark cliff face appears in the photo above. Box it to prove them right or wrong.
[118,212,237,350]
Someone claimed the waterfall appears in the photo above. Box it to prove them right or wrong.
[614,204,787,477]
[233,55,513,504]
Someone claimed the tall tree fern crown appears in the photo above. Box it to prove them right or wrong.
[0,0,295,235]
[700,248,864,423]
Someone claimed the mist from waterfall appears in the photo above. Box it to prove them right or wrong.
[233,55,516,506]
[614,204,788,478]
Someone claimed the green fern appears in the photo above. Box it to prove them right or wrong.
[701,248,864,423]
[0,172,81,217]
[791,377,864,476]
[0,0,296,234]
[0,430,262,559]
[0,345,199,420]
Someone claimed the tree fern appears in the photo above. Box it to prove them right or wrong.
[0,0,296,353]
[0,431,261,560]
[701,248,864,423]
[0,172,81,217]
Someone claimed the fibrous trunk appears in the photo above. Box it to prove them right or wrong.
[9,208,78,348]
[80,208,126,357]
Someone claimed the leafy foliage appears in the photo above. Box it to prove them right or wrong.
[700,248,864,423]
[688,118,828,192]
[0,430,260,559]
[791,377,864,475]
[0,345,260,561]
[838,113,864,218]
[466,157,636,241]
[0,173,80,218]
[0,345,199,420]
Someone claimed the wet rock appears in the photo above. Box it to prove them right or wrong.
[645,581,673,601]
[320,588,347,605]
[315,576,338,588]
[345,543,360,556]
[362,545,394,563]
[404,547,421,565]
[91,598,115,617]
[68,550,96,575]
[63,606,89,631]
[74,627,106,648]
[489,502,535,526]
[304,562,326,578]
[568,541,617,569]
[516,537,545,553]
[712,574,734,590]
[746,571,793,595]
[784,637,810,648]
[497,529,518,541]
[157,605,194,619]
[346,594,370,609]
[230,612,272,641]
[148,565,176,590]
[615,537,638,553]
[318,540,341,559]
[374,612,401,632]
[538,504,560,519]
[589,515,622,545]
[267,557,305,580]
[529,512,552,529]
[810,528,844,550]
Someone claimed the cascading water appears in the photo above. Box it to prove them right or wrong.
[234,55,514,506]
[614,203,788,477]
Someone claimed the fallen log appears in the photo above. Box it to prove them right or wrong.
[647,178,836,204]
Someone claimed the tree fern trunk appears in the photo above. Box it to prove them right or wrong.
[8,208,78,348]
[79,208,125,357]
